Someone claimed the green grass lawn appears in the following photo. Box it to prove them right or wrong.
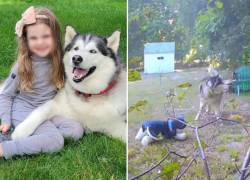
[0,0,126,179]
[0,133,125,179]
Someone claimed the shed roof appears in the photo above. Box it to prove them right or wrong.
[144,42,175,54]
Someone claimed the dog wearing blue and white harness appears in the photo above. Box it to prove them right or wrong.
[135,116,187,146]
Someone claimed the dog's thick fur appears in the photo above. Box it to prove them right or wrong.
[195,66,231,120]
[11,26,127,141]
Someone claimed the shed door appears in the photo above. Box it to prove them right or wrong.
[144,53,174,73]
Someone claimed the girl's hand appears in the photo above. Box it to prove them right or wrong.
[0,124,11,134]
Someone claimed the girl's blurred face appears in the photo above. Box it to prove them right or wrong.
[26,23,54,57]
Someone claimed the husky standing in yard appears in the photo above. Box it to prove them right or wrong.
[11,26,127,141]
[195,66,232,121]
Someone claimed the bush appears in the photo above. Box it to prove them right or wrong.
[129,56,143,69]
[128,68,141,82]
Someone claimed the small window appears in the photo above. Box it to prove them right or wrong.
[157,56,164,60]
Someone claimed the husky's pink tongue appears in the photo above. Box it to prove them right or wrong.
[73,68,88,78]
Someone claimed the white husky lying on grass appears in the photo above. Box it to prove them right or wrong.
[11,26,127,141]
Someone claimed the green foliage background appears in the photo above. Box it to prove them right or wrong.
[128,0,250,67]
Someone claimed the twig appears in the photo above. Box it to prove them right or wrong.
[195,127,211,180]
[244,171,250,180]
[221,118,250,136]
[165,90,176,117]
[241,165,250,171]
[240,124,250,136]
[240,147,250,180]
[169,116,219,130]
[234,161,242,174]
[131,151,187,180]
[175,158,188,179]
[219,117,250,136]
[176,157,197,180]
[168,116,196,129]
[198,118,219,129]
[131,152,171,180]
[171,151,188,159]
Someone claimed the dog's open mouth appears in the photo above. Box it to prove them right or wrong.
[72,66,96,82]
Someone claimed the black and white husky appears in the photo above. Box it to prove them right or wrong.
[11,26,127,141]
[195,66,232,120]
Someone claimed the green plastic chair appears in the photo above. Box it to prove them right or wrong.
[233,65,250,96]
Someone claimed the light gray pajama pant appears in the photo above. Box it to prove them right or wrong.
[1,116,84,159]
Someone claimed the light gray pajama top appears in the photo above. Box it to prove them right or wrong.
[0,55,83,159]
[0,55,57,125]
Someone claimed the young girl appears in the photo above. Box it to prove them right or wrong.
[0,6,83,159]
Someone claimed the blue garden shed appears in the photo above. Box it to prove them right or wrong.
[144,42,175,74]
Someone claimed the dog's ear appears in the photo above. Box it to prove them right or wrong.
[208,65,218,77]
[64,26,77,48]
[107,31,120,54]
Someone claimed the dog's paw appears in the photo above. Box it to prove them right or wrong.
[141,135,153,146]
[135,127,146,141]
[174,132,187,141]
[11,124,33,140]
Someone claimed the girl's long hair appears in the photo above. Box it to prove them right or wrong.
[17,7,64,91]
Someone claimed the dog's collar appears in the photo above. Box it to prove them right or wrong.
[75,80,117,98]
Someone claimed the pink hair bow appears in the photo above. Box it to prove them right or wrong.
[15,6,48,37]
